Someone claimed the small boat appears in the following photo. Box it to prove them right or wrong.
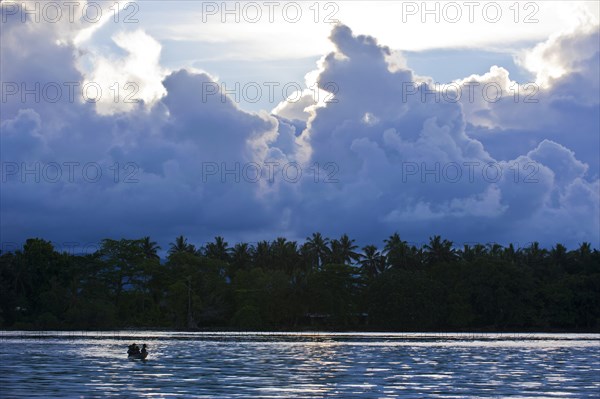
[128,352,148,360]
[127,344,148,360]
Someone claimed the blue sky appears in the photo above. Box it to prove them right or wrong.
[1,1,599,252]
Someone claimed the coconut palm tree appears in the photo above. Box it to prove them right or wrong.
[141,236,161,260]
[383,233,411,269]
[576,242,592,260]
[423,235,457,265]
[502,243,520,263]
[271,237,300,274]
[253,240,271,270]
[231,242,254,272]
[330,234,360,265]
[550,243,568,266]
[168,235,195,255]
[204,236,230,262]
[303,232,331,270]
[487,243,503,258]
[524,241,547,265]
[359,245,386,278]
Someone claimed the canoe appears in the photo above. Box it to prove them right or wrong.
[128,352,148,360]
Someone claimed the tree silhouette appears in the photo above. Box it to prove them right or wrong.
[359,245,386,278]
[303,232,331,270]
[204,236,230,262]
[270,237,301,275]
[253,240,271,270]
[141,236,161,260]
[1,233,598,331]
[329,234,360,265]
[384,233,412,269]
[231,242,254,273]
[423,235,457,265]
[168,235,195,256]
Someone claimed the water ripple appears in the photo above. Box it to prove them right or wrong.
[0,332,598,398]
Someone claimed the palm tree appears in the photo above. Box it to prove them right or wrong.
[204,236,230,262]
[423,235,457,265]
[572,242,597,273]
[383,233,411,269]
[271,237,300,274]
[524,241,547,265]
[576,242,592,260]
[410,245,424,267]
[559,242,594,274]
[330,234,360,265]
[141,236,160,260]
[253,240,271,270]
[487,243,503,258]
[459,244,474,262]
[231,242,254,272]
[473,244,487,258]
[303,232,331,269]
[502,243,520,263]
[168,235,195,255]
[359,245,386,278]
[550,243,568,266]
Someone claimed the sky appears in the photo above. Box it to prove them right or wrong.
[1,0,599,253]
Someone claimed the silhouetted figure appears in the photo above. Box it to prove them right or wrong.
[127,343,140,356]
[141,344,148,356]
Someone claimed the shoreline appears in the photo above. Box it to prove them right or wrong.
[2,328,600,335]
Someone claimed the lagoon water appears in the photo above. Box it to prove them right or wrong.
[1,331,599,398]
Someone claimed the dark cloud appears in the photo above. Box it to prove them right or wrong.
[1,12,598,250]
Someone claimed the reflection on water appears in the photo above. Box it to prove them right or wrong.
[1,332,599,398]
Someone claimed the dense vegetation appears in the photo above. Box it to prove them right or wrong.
[0,234,598,331]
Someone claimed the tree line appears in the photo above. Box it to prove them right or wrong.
[0,233,598,331]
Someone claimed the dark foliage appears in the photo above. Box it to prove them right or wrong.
[1,234,598,331]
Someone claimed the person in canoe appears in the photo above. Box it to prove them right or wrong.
[127,343,148,359]
[127,343,140,356]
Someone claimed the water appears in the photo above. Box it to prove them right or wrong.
[1,332,599,398]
